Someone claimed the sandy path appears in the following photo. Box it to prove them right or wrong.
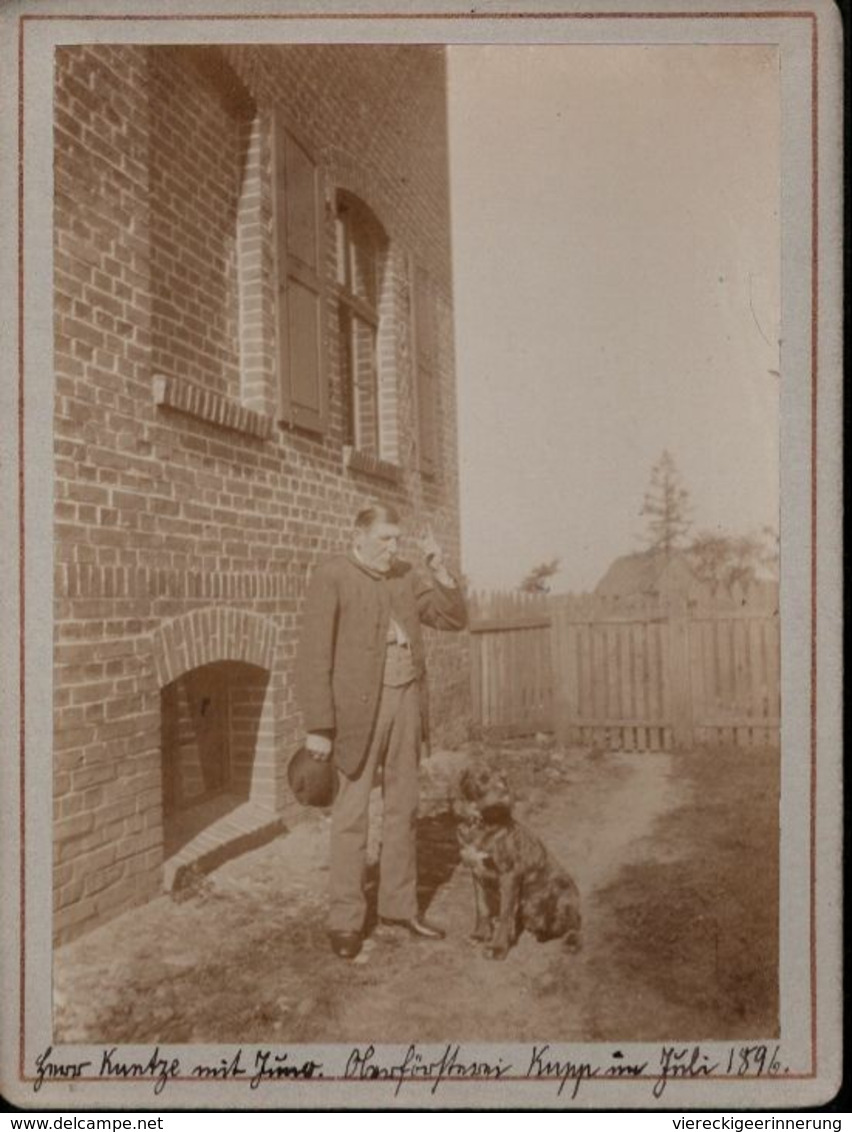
[329,748,684,1043]
[54,744,687,1045]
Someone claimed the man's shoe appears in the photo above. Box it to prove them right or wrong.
[379,917,446,941]
[328,930,363,959]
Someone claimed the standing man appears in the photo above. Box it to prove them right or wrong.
[296,502,467,959]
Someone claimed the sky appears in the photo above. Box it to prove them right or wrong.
[446,45,780,594]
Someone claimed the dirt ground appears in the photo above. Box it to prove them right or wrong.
[54,739,778,1044]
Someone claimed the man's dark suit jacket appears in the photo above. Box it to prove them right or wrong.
[296,553,468,777]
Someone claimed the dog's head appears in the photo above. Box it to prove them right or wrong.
[457,764,513,824]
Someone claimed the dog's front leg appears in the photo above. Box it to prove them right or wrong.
[486,872,520,960]
[470,874,493,942]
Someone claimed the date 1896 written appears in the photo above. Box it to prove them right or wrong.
[655,1044,787,1098]
[725,1045,786,1078]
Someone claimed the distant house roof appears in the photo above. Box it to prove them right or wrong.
[595,550,697,597]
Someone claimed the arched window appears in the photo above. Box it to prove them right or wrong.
[335,192,389,458]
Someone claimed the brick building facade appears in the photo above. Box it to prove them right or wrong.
[53,44,470,943]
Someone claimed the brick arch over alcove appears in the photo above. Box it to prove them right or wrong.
[151,606,278,688]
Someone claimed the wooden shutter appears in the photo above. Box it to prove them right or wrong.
[413,266,438,475]
[273,120,327,433]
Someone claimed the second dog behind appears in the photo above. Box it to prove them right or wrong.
[456,763,582,960]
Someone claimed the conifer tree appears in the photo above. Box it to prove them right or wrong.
[639,450,692,555]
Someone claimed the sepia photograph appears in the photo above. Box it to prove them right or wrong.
[0,0,843,1111]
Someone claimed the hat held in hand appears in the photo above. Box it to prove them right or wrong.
[288,746,338,808]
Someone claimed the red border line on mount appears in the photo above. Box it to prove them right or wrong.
[18,15,27,1087]
[18,8,820,1090]
[19,8,819,16]
[12,1070,822,1089]
[808,3,819,1081]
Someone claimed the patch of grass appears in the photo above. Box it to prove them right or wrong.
[591,745,779,1038]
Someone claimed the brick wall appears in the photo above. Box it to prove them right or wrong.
[53,43,469,943]
[149,48,248,400]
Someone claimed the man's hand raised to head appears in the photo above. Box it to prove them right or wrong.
[416,525,455,587]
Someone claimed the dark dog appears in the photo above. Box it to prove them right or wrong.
[455,764,582,960]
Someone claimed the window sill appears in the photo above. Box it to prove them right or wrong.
[154,374,273,441]
[343,445,403,485]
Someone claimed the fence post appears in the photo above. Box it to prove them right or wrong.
[667,593,694,749]
[552,605,570,744]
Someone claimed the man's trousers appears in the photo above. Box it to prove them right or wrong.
[328,680,420,934]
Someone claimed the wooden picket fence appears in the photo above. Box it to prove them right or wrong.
[468,591,553,739]
[468,582,780,750]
